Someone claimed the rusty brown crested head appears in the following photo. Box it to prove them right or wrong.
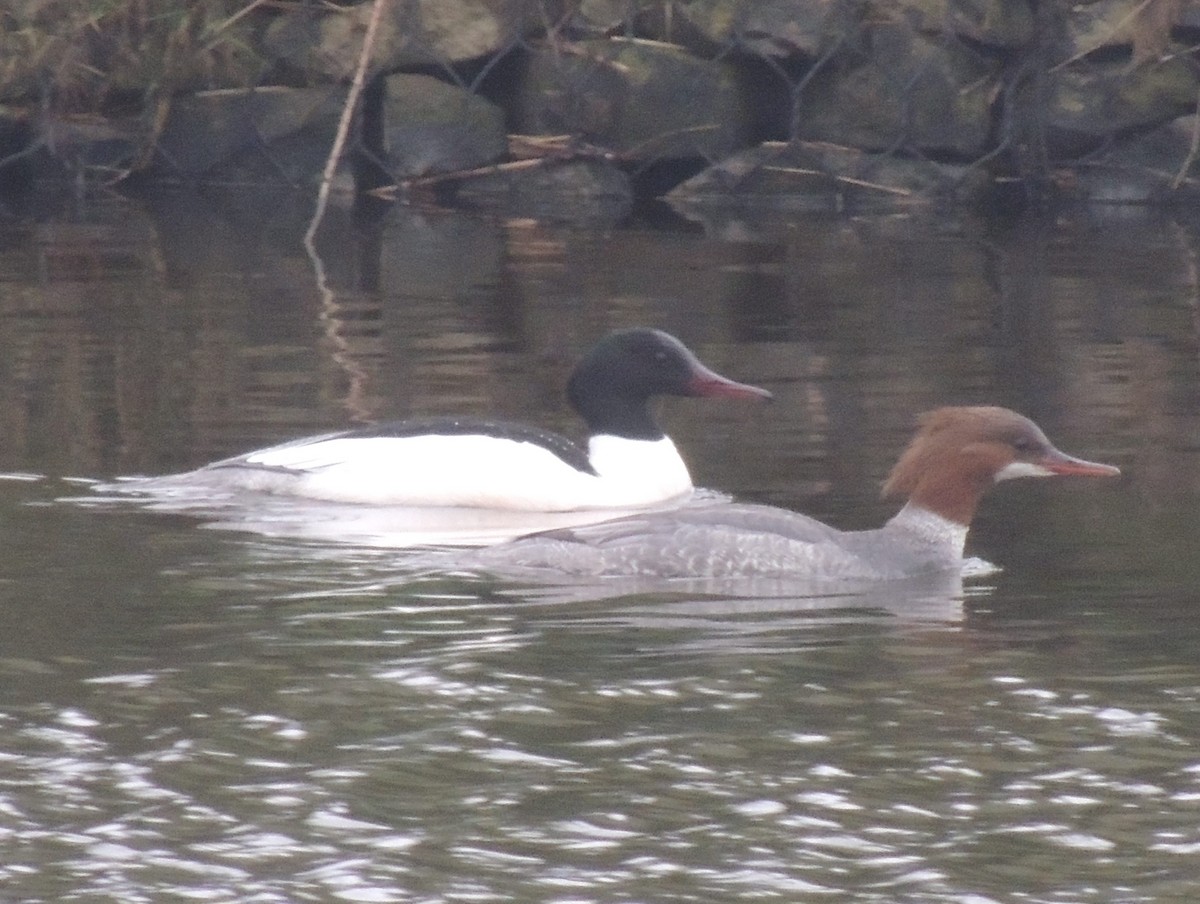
[882,406,1120,526]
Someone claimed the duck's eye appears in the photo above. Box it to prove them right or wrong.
[1012,437,1037,453]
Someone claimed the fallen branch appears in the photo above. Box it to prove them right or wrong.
[365,134,618,198]
[759,165,916,197]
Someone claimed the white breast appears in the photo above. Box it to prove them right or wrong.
[586,434,692,505]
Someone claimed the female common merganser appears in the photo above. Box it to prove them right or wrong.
[468,406,1120,579]
[143,329,770,511]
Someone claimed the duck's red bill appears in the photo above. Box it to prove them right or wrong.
[1042,450,1121,478]
[687,371,773,402]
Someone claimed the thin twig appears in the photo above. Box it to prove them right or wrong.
[304,0,386,250]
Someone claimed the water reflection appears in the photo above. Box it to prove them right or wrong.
[6,190,1192,499]
[65,469,1003,631]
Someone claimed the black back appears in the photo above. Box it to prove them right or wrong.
[325,416,596,474]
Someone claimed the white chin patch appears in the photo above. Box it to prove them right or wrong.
[994,461,1055,481]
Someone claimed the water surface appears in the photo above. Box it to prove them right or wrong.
[0,190,1198,902]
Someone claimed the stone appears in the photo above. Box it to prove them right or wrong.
[456,157,633,221]
[1066,114,1200,203]
[567,0,639,33]
[264,0,544,81]
[381,74,506,178]
[518,38,751,161]
[1046,56,1200,149]
[666,140,990,210]
[796,25,998,156]
[1061,0,1178,61]
[152,86,348,183]
[672,0,867,61]
[871,0,1034,49]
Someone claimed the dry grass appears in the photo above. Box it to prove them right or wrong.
[0,0,274,179]
[0,0,268,113]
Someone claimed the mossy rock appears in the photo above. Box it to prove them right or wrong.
[518,38,753,162]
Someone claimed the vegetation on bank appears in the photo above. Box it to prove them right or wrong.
[0,1,267,177]
[1,1,263,105]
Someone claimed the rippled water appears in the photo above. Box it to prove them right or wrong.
[1,190,1199,902]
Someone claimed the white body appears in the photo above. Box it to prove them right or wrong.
[199,432,694,511]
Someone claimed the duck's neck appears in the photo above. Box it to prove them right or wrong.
[904,474,992,527]
[576,399,662,441]
[884,502,969,562]
[586,434,693,503]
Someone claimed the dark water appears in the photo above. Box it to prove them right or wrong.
[1,189,1199,902]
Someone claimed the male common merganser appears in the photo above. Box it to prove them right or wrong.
[467,406,1120,579]
[140,329,770,511]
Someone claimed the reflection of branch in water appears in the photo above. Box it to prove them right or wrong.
[303,0,389,424]
[1170,87,1200,191]
[1165,218,1200,360]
